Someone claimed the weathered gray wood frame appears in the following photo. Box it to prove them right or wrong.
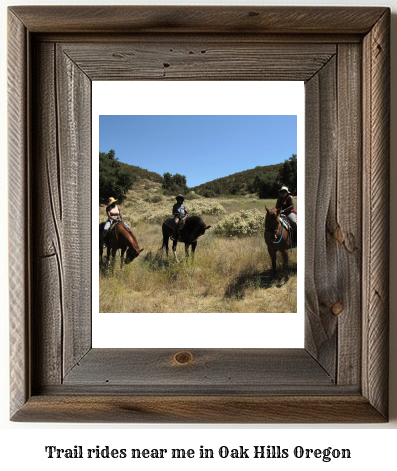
[8,6,390,423]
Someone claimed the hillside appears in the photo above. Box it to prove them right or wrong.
[190,163,283,197]
[118,160,285,196]
[111,159,290,201]
[119,162,164,183]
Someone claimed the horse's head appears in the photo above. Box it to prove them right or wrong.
[265,206,281,231]
[190,222,211,243]
[125,247,144,264]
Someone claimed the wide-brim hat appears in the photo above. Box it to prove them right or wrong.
[108,197,118,205]
[278,186,290,195]
[176,194,185,201]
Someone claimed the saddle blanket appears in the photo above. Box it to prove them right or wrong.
[280,215,297,249]
[106,221,131,239]
[280,215,292,231]
[164,215,188,231]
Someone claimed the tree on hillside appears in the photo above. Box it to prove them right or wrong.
[163,172,173,189]
[99,149,136,201]
[278,154,297,195]
[250,171,279,199]
[162,172,189,196]
[119,163,163,183]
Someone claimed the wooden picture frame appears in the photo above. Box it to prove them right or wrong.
[8,6,390,423]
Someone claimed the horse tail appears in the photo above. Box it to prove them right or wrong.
[159,223,169,251]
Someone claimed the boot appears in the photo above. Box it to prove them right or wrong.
[103,229,108,247]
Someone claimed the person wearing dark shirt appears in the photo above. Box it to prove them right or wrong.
[276,186,297,231]
[172,194,188,240]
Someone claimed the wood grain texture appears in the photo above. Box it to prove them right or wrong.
[62,349,334,393]
[335,44,362,386]
[9,6,387,34]
[304,57,338,377]
[8,6,390,423]
[34,33,363,45]
[305,43,363,386]
[12,396,385,424]
[8,10,29,418]
[56,44,91,376]
[362,9,390,419]
[32,42,63,388]
[60,42,335,81]
[31,42,92,388]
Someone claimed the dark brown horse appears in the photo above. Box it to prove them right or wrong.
[264,206,296,280]
[99,222,143,267]
[160,216,211,262]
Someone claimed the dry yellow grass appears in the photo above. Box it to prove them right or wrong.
[99,183,297,313]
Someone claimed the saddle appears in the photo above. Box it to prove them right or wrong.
[106,220,133,242]
[280,214,293,231]
[280,214,297,250]
[177,214,188,230]
[109,221,120,233]
[165,215,188,241]
[165,215,188,231]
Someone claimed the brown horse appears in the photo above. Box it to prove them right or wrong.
[264,206,296,280]
[99,222,143,267]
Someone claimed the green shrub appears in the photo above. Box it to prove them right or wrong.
[213,209,266,237]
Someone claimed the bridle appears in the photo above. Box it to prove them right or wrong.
[265,210,283,244]
[189,225,202,243]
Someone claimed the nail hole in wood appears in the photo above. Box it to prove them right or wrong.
[174,351,193,364]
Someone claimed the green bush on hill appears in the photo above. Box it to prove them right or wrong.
[191,155,297,199]
[162,172,189,196]
[99,149,137,202]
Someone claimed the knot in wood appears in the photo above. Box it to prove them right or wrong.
[174,351,193,365]
[333,225,344,244]
[331,301,344,316]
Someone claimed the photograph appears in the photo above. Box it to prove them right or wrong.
[98,114,299,314]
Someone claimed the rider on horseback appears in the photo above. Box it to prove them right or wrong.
[103,197,130,244]
[276,186,297,232]
[172,194,189,241]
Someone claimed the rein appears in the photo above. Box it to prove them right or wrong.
[189,225,200,243]
[267,223,284,244]
[265,212,282,243]
[265,213,294,252]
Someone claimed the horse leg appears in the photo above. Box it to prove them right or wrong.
[108,246,117,273]
[190,241,197,262]
[281,249,289,280]
[172,241,179,263]
[185,243,190,259]
[268,248,277,279]
[163,235,169,257]
[120,248,126,269]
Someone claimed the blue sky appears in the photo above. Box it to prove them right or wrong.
[99,115,297,188]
